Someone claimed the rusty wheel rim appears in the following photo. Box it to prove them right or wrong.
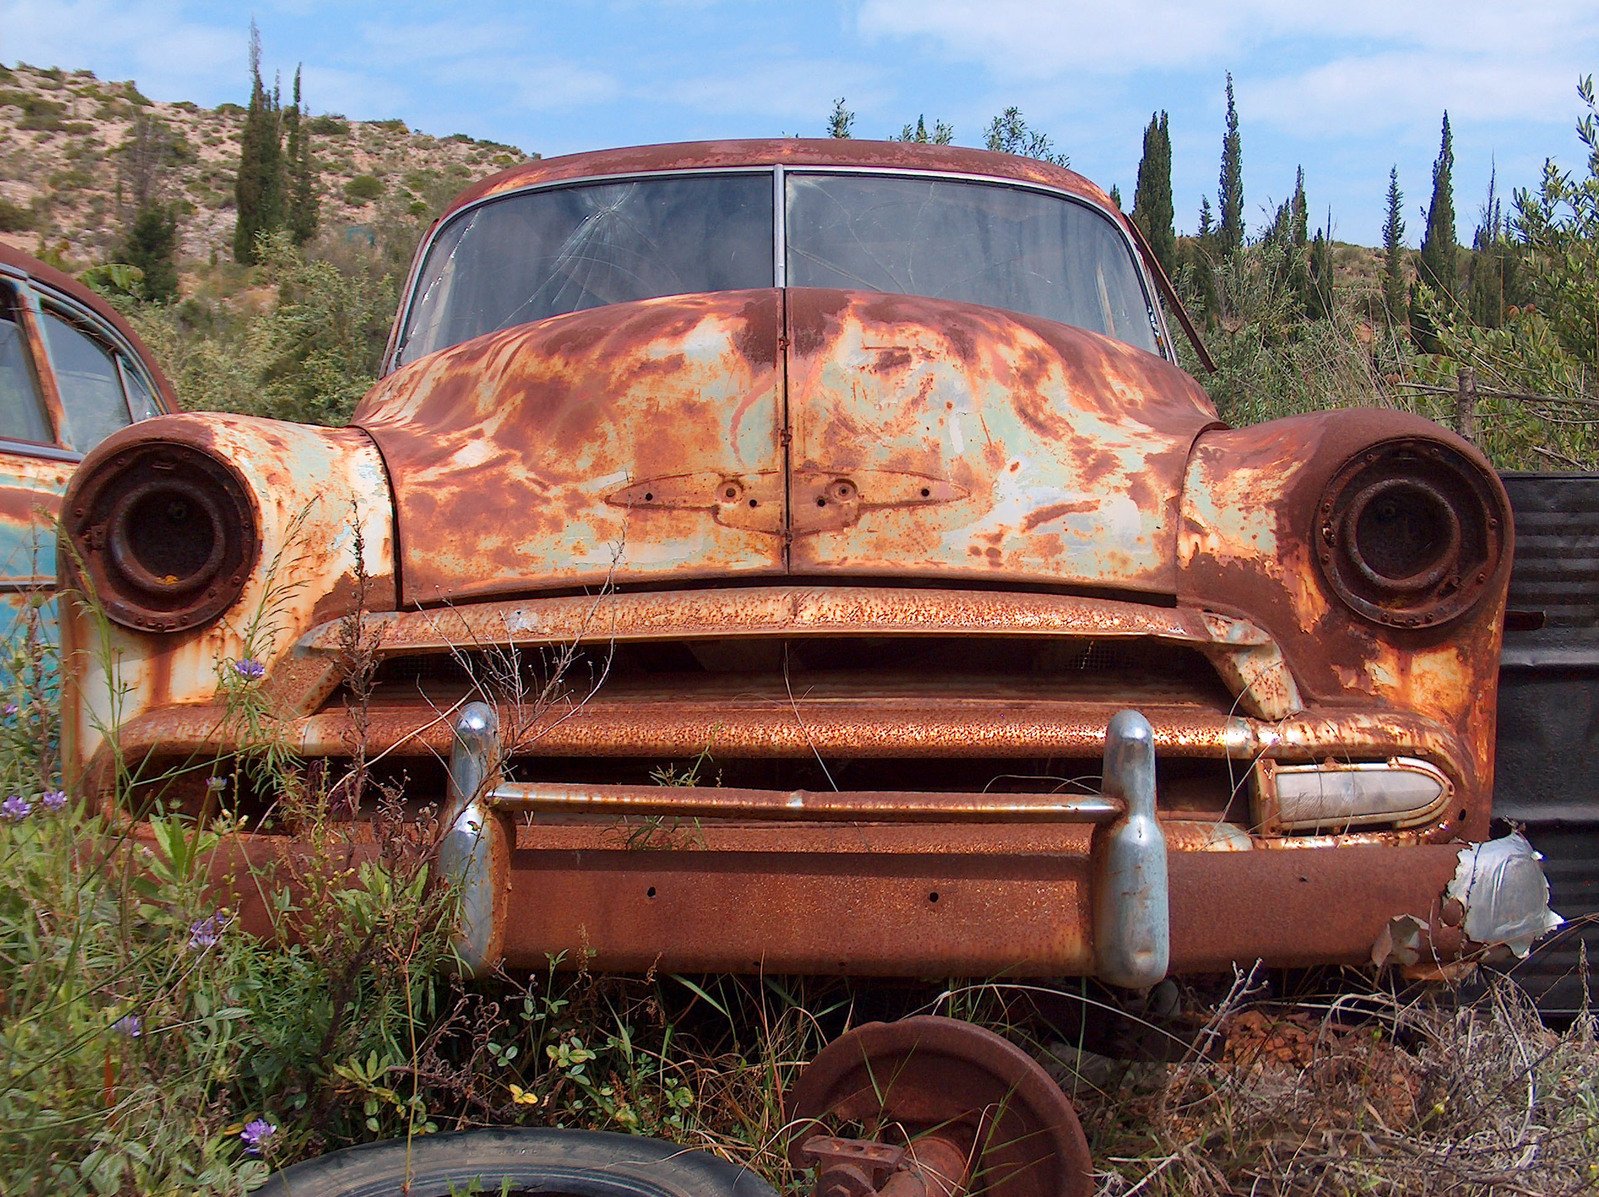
[786,1015,1093,1197]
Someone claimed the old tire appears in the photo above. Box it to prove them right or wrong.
[255,1127,778,1197]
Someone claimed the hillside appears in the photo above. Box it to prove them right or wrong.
[0,61,533,268]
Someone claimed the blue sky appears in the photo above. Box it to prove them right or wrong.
[5,0,1598,246]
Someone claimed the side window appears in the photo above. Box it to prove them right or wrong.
[41,307,134,452]
[123,363,163,422]
[0,286,52,445]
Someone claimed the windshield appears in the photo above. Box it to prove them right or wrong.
[786,174,1155,351]
[395,169,1157,366]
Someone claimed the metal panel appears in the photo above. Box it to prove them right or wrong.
[1494,472,1599,1012]
[784,289,1214,594]
[358,290,787,606]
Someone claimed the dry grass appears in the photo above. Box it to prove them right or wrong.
[1070,973,1599,1196]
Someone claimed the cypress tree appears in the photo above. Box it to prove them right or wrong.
[121,202,178,302]
[1131,111,1176,277]
[1418,112,1457,299]
[1189,195,1218,320]
[1468,166,1505,328]
[1381,166,1407,325]
[1290,167,1308,248]
[233,22,284,263]
[1108,184,1122,209]
[286,66,319,245]
[1289,167,1313,313]
[1217,73,1244,255]
[1307,215,1335,321]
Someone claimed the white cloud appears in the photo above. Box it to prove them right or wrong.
[856,0,1599,79]
[1246,52,1579,137]
[1,0,241,99]
[657,58,891,124]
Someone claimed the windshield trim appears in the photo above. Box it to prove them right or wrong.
[386,164,1168,373]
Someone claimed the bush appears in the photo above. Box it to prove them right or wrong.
[343,174,384,204]
[307,114,349,136]
[0,197,33,233]
[130,232,396,424]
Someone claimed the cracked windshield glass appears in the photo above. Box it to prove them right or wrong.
[396,171,1155,364]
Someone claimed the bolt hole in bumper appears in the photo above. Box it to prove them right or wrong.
[436,703,1559,985]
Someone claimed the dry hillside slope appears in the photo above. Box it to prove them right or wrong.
[0,61,533,267]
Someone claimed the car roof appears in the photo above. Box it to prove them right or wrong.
[0,241,178,412]
[441,138,1119,223]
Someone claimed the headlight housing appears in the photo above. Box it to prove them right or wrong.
[1316,438,1508,629]
[65,441,258,633]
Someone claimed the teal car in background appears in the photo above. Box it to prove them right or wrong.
[0,243,174,685]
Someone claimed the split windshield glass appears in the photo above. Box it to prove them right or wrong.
[395,170,1156,365]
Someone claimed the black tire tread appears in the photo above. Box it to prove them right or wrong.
[255,1127,778,1197]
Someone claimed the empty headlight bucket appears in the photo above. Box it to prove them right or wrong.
[65,441,258,633]
[1315,438,1509,629]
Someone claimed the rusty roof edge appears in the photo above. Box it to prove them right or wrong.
[446,139,1113,220]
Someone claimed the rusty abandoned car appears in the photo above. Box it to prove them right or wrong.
[0,243,171,657]
[59,141,1560,1197]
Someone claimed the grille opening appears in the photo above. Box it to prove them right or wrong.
[350,634,1234,708]
[135,750,1243,830]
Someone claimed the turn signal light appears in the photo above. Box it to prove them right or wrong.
[1254,757,1453,832]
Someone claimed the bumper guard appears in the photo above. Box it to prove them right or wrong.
[437,702,1171,987]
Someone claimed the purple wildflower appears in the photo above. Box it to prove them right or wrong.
[206,776,227,792]
[2,702,16,718]
[1,794,31,821]
[112,1013,142,1038]
[240,1117,276,1155]
[39,789,67,812]
[188,914,226,950]
[233,658,265,682]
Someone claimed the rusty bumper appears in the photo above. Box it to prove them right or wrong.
[195,704,1509,984]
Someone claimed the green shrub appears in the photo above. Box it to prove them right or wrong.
[0,197,33,233]
[343,174,384,204]
[306,114,349,136]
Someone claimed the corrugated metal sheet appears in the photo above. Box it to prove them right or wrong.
[1494,473,1599,1013]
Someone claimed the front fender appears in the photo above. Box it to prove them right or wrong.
[61,412,396,783]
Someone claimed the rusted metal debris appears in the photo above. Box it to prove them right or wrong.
[787,1015,1093,1197]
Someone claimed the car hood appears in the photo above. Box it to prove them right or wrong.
[355,288,1219,607]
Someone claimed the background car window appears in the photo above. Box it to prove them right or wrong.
[0,299,52,445]
[41,308,133,452]
[122,361,163,421]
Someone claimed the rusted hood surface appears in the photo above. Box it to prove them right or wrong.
[357,290,788,604]
[785,290,1216,590]
[356,289,1217,606]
